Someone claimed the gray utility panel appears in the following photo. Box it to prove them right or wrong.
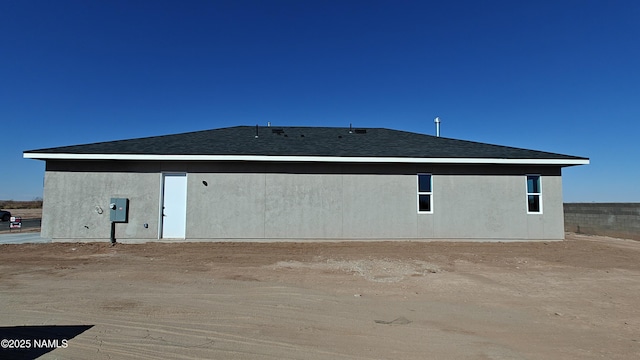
[110,198,129,222]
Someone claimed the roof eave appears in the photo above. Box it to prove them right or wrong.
[23,153,590,166]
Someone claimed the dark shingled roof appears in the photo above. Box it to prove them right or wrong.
[25,126,587,161]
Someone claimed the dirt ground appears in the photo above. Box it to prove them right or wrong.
[1,234,639,359]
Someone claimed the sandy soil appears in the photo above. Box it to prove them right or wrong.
[1,233,639,359]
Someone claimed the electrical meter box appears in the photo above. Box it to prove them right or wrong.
[109,198,129,222]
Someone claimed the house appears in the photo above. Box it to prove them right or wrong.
[23,126,588,243]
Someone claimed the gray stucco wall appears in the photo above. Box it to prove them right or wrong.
[41,170,161,240]
[564,203,640,240]
[41,161,565,242]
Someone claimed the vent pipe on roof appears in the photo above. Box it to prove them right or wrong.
[255,124,259,138]
[434,117,441,137]
[267,122,271,127]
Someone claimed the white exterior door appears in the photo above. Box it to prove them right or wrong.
[161,173,187,239]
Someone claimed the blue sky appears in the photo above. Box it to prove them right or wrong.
[1,0,638,202]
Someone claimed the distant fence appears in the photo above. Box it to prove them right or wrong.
[564,203,640,240]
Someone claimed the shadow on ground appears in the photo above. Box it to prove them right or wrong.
[0,325,93,359]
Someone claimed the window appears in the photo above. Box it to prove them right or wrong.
[417,174,432,213]
[526,175,542,213]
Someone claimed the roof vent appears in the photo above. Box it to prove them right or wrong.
[354,129,367,134]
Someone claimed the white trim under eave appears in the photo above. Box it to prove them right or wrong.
[23,153,590,166]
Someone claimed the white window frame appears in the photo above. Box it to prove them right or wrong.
[526,174,542,214]
[417,173,433,214]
